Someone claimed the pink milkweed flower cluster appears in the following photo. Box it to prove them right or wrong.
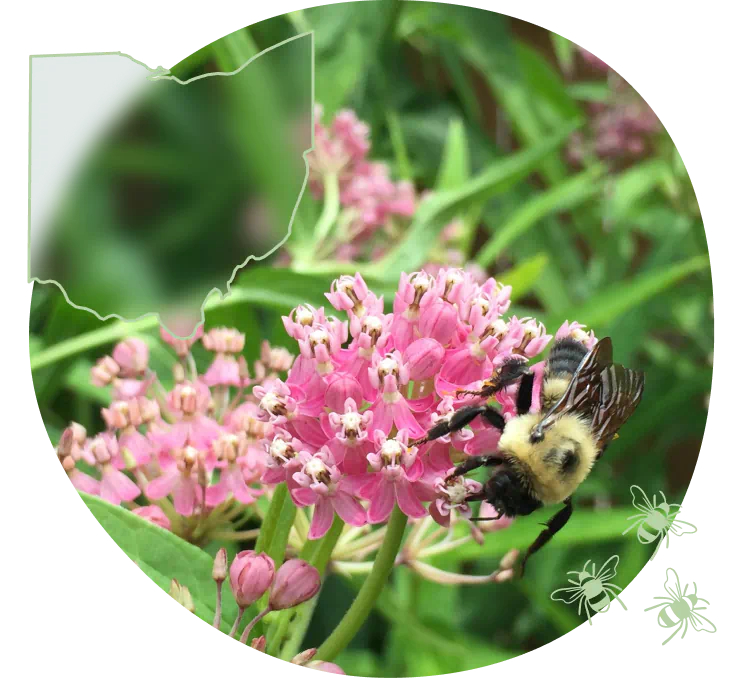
[254,267,597,535]
[567,50,661,166]
[296,105,490,280]
[56,265,597,545]
[306,105,418,260]
[57,325,296,540]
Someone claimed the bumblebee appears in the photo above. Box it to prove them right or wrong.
[413,336,645,576]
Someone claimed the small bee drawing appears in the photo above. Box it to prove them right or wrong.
[622,485,696,558]
[551,555,627,624]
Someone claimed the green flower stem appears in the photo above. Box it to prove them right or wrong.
[255,484,288,555]
[311,172,340,253]
[269,517,345,659]
[316,508,408,662]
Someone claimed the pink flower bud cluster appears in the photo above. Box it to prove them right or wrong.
[308,105,418,252]
[57,330,296,526]
[229,551,320,611]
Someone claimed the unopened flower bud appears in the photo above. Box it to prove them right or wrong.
[169,579,195,612]
[251,636,266,652]
[403,337,445,380]
[57,428,75,460]
[307,662,346,674]
[132,506,171,530]
[213,548,228,583]
[495,569,514,583]
[113,338,149,377]
[291,649,318,665]
[229,551,276,608]
[69,422,87,447]
[91,356,120,387]
[269,559,321,611]
[203,327,245,354]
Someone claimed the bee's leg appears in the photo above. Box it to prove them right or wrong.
[412,403,504,446]
[451,453,503,479]
[515,372,535,415]
[480,405,506,431]
[455,360,531,398]
[518,497,574,577]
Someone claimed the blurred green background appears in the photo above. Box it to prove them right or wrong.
[30,1,711,675]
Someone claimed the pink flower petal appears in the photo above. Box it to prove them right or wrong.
[392,400,425,438]
[310,499,335,539]
[332,492,367,527]
[395,480,427,518]
[205,482,229,507]
[69,469,100,494]
[366,478,396,524]
[174,478,198,516]
[429,500,451,528]
[369,400,393,439]
[291,486,318,507]
[145,470,178,500]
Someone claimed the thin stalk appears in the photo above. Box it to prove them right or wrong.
[317,508,408,662]
[240,606,271,645]
[228,607,245,637]
[209,528,260,542]
[255,483,288,555]
[213,582,223,630]
[311,172,340,255]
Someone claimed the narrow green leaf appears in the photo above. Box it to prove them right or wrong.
[374,121,579,278]
[476,165,605,267]
[499,253,549,301]
[547,255,710,329]
[609,158,673,223]
[386,109,414,181]
[550,32,575,75]
[434,118,470,191]
[567,81,611,103]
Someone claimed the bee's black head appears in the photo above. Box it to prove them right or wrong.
[485,468,543,517]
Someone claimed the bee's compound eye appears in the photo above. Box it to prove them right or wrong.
[530,427,544,443]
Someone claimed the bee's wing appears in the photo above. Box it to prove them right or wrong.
[667,519,698,537]
[533,337,613,438]
[596,554,620,581]
[629,485,653,512]
[689,611,717,634]
[592,362,645,457]
[550,586,584,604]
[664,568,683,599]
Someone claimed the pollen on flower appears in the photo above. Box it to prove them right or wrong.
[303,457,331,483]
[379,439,403,466]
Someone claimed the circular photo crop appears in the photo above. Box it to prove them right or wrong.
[29,2,711,675]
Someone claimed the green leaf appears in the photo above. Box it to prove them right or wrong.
[373,121,578,278]
[476,164,605,267]
[516,42,584,127]
[80,492,238,631]
[499,253,549,301]
[567,81,611,103]
[385,109,414,181]
[547,255,710,329]
[434,118,470,191]
[550,32,575,75]
[608,158,673,223]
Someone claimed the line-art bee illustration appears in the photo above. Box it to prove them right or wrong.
[413,336,644,575]
[622,485,697,559]
[550,554,627,624]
